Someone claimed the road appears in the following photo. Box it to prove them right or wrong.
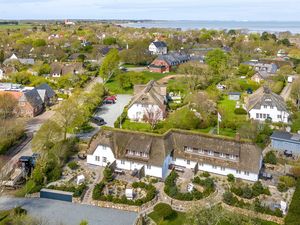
[0,197,137,225]
[94,94,132,127]
[2,76,104,176]
[280,83,292,101]
[77,94,132,140]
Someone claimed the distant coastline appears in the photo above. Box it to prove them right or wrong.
[118,20,300,34]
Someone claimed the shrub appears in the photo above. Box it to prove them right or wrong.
[13,206,27,216]
[227,174,235,182]
[264,151,277,165]
[67,161,79,170]
[277,182,288,192]
[285,179,300,225]
[279,176,296,187]
[223,191,237,206]
[103,166,114,182]
[234,108,247,115]
[92,182,105,200]
[153,203,174,220]
[242,186,253,199]
[200,171,211,177]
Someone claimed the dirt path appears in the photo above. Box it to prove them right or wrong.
[157,74,190,84]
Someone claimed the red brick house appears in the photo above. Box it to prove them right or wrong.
[1,89,44,117]
[149,52,190,73]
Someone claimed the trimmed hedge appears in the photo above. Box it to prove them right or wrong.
[234,108,247,115]
[48,183,87,198]
[285,179,300,225]
[164,171,214,201]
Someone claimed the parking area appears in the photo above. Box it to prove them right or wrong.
[94,94,132,127]
[0,197,137,225]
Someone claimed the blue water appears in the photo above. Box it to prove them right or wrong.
[120,20,300,33]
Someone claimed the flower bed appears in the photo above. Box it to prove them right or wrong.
[92,181,156,206]
[223,191,283,218]
[230,181,270,199]
[164,171,215,201]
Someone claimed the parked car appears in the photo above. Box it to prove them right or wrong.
[90,116,106,126]
[103,97,115,104]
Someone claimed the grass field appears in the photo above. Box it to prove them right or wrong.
[291,112,300,133]
[149,211,186,225]
[218,97,248,125]
[0,24,32,30]
[105,71,172,94]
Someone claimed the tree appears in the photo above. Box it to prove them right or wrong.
[55,98,85,140]
[0,93,18,119]
[99,49,120,82]
[103,37,117,45]
[32,120,64,152]
[237,64,255,77]
[0,49,4,64]
[38,64,51,75]
[32,38,46,47]
[291,78,300,110]
[264,151,277,165]
[0,156,11,196]
[205,48,228,76]
[143,106,162,130]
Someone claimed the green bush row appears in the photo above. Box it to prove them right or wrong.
[231,181,270,199]
[285,179,300,225]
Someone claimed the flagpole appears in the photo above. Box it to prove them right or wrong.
[217,114,219,135]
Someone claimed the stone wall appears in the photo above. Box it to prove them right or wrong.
[221,203,284,225]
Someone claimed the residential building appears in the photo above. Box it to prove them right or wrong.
[149,52,190,73]
[18,89,44,117]
[50,62,84,77]
[36,83,57,106]
[246,87,290,123]
[251,71,271,83]
[243,60,278,74]
[3,54,35,66]
[270,131,300,155]
[127,80,167,122]
[87,129,262,182]
[148,41,167,55]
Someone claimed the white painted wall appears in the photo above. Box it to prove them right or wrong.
[149,43,167,55]
[173,157,259,182]
[127,103,164,122]
[249,105,289,123]
[87,145,116,167]
[0,69,3,80]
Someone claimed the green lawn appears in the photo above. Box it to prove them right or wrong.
[149,211,186,225]
[105,71,172,94]
[0,24,32,30]
[122,119,152,132]
[218,97,248,126]
[148,210,279,225]
[291,112,300,133]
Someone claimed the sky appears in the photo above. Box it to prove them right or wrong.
[0,0,299,21]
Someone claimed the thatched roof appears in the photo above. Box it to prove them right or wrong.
[246,86,288,112]
[87,128,262,173]
[129,80,166,110]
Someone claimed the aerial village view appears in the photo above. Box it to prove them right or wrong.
[0,1,300,225]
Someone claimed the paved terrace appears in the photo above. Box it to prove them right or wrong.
[0,197,137,225]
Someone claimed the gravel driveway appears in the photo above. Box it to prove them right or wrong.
[94,94,132,127]
[0,197,137,225]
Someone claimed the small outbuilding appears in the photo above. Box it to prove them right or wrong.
[228,92,241,101]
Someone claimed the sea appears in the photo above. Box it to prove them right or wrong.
[120,20,300,34]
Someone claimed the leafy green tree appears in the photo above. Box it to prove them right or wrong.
[38,64,51,75]
[32,120,64,152]
[205,48,228,76]
[32,39,46,47]
[264,151,277,165]
[99,49,120,82]
[237,64,255,77]
[291,78,300,109]
[103,37,117,45]
[55,98,85,140]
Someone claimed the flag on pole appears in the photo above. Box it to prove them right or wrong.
[218,112,222,122]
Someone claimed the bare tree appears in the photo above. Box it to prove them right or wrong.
[0,93,19,119]
[143,106,163,130]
